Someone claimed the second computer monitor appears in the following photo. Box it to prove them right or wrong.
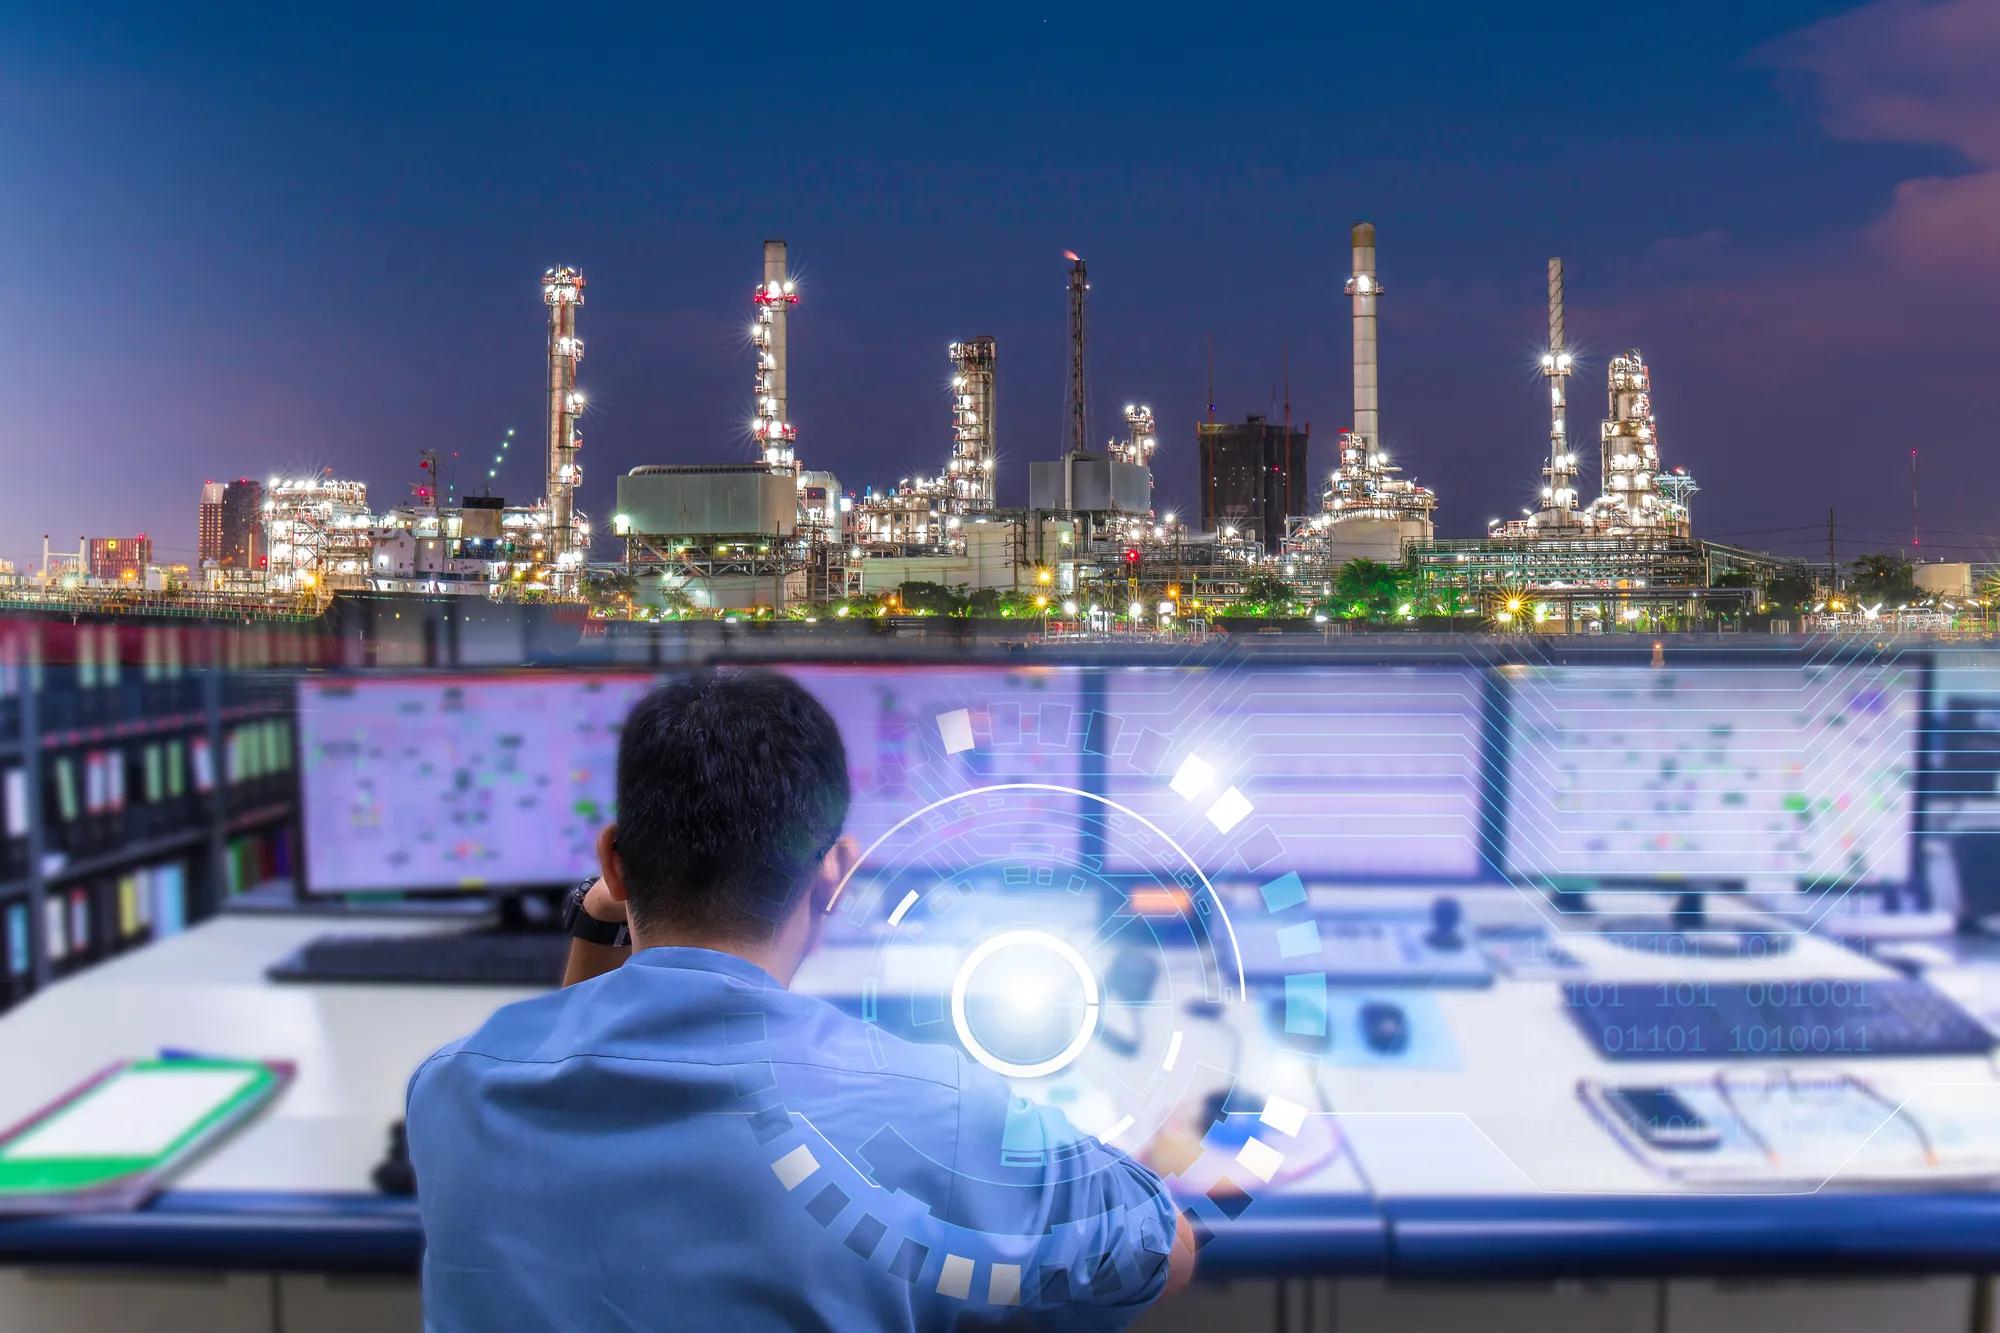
[1099,665,1488,881]
[1501,660,1920,893]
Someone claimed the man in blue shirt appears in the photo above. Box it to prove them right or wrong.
[409,670,1194,1330]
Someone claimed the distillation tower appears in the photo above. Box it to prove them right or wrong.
[948,337,998,513]
[853,337,1001,553]
[542,266,588,586]
[1292,222,1436,562]
[1590,351,1694,537]
[1111,404,1157,517]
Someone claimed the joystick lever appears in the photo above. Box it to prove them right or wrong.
[1425,895,1464,953]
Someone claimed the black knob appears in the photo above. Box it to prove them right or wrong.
[1426,895,1464,952]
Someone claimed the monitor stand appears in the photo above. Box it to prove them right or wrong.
[1595,890,1797,959]
[493,888,565,935]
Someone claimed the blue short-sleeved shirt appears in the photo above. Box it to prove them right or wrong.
[408,947,1179,1331]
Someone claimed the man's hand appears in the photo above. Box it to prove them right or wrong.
[1137,1103,1210,1301]
[561,879,630,987]
[580,877,627,925]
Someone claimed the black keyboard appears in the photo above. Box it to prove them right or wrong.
[267,930,570,987]
[1565,977,1998,1060]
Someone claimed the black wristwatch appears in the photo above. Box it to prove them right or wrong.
[562,879,629,947]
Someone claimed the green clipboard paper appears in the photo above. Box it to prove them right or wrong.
[0,1057,293,1214]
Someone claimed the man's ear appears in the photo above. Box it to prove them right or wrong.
[811,836,859,914]
[596,824,629,905]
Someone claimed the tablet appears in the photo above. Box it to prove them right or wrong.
[0,1057,291,1213]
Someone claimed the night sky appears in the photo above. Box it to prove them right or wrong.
[5,1,1996,572]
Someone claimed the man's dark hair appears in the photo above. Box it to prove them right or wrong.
[614,669,850,941]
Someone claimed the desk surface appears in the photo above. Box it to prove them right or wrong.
[2,911,1999,1278]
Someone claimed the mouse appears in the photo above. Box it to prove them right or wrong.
[1359,1001,1409,1055]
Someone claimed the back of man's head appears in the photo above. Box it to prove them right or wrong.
[614,669,850,943]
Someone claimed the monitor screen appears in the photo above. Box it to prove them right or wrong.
[298,673,654,893]
[1501,662,1920,890]
[1099,666,1488,880]
[779,665,1087,870]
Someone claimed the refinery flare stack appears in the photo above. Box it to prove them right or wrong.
[1285,222,1439,565]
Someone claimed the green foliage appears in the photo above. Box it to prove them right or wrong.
[1233,572,1296,614]
[1333,559,1407,619]
[893,581,966,616]
[1763,571,1818,614]
[582,570,639,611]
[1847,553,1916,608]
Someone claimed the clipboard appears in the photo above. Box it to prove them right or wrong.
[0,1056,293,1214]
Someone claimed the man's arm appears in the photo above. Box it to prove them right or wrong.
[560,878,629,987]
[1163,1211,1197,1300]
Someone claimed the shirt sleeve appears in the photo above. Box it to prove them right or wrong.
[1010,1098,1180,1326]
[949,1061,1180,1329]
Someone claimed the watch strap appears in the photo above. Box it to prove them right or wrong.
[563,880,629,947]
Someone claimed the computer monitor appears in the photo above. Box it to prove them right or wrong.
[300,666,1088,896]
[779,664,1087,872]
[297,672,656,894]
[1098,665,1488,881]
[1501,661,1920,895]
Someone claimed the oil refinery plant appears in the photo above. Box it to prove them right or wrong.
[47,223,1817,630]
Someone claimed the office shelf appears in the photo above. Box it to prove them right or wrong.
[226,801,295,834]
[38,709,209,751]
[0,617,303,998]
[43,829,207,884]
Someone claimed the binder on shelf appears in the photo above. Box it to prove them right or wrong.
[43,897,66,964]
[0,629,21,744]
[67,887,90,959]
[48,755,81,854]
[4,903,27,979]
[1,902,28,1012]
[151,862,187,938]
[2,766,25,880]
[116,875,141,941]
[191,737,215,795]
[141,743,164,834]
[106,747,127,843]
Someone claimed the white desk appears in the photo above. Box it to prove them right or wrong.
[0,916,534,1196]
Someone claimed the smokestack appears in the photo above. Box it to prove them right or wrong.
[1063,251,1088,460]
[1542,257,1576,520]
[763,240,789,444]
[1346,223,1380,452]
[752,240,798,470]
